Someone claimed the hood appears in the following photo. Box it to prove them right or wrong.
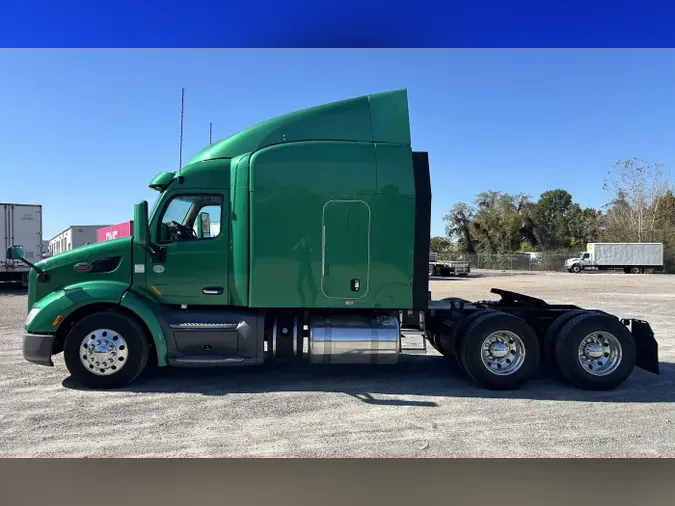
[37,236,131,270]
[29,236,134,309]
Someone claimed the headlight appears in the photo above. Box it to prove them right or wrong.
[25,307,40,326]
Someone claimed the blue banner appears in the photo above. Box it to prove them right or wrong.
[2,0,674,48]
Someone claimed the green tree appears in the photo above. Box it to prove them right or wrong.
[471,191,529,253]
[569,207,604,247]
[443,202,476,253]
[528,189,581,251]
[429,236,452,253]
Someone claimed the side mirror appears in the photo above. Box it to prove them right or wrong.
[6,245,24,260]
[196,212,211,239]
[133,201,149,247]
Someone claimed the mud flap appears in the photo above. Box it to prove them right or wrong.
[624,319,660,375]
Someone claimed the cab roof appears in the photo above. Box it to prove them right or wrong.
[186,89,411,165]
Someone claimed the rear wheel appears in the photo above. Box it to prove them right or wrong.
[543,310,596,364]
[63,310,150,389]
[554,313,636,390]
[629,266,642,274]
[458,311,540,390]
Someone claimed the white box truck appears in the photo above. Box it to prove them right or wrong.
[1,203,42,286]
[564,242,664,274]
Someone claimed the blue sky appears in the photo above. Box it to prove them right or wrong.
[1,50,674,239]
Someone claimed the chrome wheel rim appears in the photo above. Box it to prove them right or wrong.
[481,331,526,375]
[578,331,622,376]
[79,329,129,376]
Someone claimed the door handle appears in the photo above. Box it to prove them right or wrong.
[202,287,224,295]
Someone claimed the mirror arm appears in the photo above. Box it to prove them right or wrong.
[14,257,48,282]
[15,257,44,275]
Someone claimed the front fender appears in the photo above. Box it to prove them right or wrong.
[120,290,169,367]
[25,281,130,333]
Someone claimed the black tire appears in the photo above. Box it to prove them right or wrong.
[571,264,582,273]
[458,311,540,390]
[554,313,636,391]
[543,310,595,363]
[629,267,642,274]
[439,309,495,362]
[63,310,151,389]
[427,332,443,353]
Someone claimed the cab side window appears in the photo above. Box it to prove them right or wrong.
[158,194,223,243]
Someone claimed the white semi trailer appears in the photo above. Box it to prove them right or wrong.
[565,243,664,274]
[1,203,42,286]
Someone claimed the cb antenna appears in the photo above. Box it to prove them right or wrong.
[178,87,185,176]
[209,122,213,145]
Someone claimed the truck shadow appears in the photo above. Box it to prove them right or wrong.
[62,354,675,406]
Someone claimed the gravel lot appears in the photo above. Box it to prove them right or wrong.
[1,270,674,457]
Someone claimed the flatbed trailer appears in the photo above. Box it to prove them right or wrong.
[429,260,471,277]
[9,89,659,392]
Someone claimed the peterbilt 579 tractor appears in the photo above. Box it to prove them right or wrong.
[9,89,659,391]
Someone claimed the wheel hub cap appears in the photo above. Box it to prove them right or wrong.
[79,329,129,376]
[481,331,526,376]
[578,332,622,376]
[490,342,509,358]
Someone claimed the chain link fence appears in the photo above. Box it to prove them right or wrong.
[436,251,675,274]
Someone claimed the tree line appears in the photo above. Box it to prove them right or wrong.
[431,158,675,265]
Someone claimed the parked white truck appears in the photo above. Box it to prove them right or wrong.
[565,243,664,274]
[1,203,43,286]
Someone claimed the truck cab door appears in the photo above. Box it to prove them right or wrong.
[581,252,591,265]
[145,192,228,306]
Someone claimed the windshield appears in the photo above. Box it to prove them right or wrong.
[162,196,194,225]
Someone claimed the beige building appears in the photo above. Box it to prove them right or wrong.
[49,225,110,255]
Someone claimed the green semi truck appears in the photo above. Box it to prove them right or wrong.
[9,89,660,391]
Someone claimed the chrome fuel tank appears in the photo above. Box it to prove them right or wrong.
[308,314,400,365]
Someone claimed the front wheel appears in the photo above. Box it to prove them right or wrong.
[63,310,151,389]
[458,312,540,390]
[571,264,582,273]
